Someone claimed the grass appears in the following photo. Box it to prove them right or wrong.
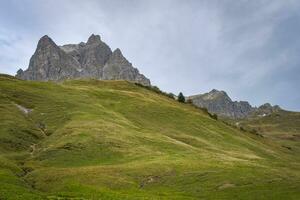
[0,74,299,199]
[231,110,300,156]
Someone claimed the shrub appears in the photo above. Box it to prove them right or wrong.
[211,113,218,120]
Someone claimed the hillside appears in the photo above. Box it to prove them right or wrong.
[0,74,300,199]
[234,110,300,155]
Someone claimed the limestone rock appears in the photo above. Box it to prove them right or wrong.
[188,89,254,119]
[103,49,151,86]
[188,89,282,119]
[255,103,281,116]
[16,35,81,81]
[16,34,151,85]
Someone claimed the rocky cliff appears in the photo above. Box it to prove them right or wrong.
[188,89,281,119]
[16,34,151,85]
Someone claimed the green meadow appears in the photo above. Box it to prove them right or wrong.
[235,110,300,158]
[0,74,299,199]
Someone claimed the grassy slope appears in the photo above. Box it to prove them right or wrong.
[0,74,299,199]
[235,110,300,156]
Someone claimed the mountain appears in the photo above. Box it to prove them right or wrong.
[16,34,151,86]
[187,89,254,119]
[188,89,281,119]
[0,74,299,199]
[255,103,281,116]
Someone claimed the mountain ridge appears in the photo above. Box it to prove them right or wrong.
[188,89,281,119]
[16,34,151,86]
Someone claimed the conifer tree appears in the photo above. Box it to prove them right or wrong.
[177,92,185,103]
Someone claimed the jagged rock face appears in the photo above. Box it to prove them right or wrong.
[188,89,254,119]
[255,103,281,116]
[103,49,150,86]
[17,35,81,81]
[16,34,151,85]
[188,90,282,119]
[60,34,112,78]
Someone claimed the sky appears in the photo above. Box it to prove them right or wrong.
[0,0,299,111]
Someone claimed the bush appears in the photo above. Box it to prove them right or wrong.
[211,113,218,120]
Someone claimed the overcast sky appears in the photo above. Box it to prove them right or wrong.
[0,0,299,111]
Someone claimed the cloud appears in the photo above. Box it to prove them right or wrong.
[0,0,299,110]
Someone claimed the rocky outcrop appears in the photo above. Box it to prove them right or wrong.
[188,89,254,118]
[255,103,281,116]
[16,34,151,85]
[188,89,281,119]
[16,35,81,81]
[102,49,150,86]
[59,34,112,79]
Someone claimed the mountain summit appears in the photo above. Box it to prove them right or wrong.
[188,89,281,119]
[16,34,151,86]
[188,89,253,118]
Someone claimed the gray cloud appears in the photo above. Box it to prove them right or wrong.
[0,0,299,110]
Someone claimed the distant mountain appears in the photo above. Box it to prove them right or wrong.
[16,34,150,86]
[188,89,281,119]
[255,103,281,116]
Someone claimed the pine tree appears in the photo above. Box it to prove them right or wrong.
[177,92,185,103]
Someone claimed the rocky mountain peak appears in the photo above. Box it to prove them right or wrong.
[16,34,151,86]
[102,47,151,86]
[108,48,127,63]
[36,35,58,50]
[188,90,282,119]
[256,103,281,115]
[87,34,101,45]
[259,103,272,109]
[210,89,218,93]
[188,90,253,119]
[209,89,228,96]
[16,34,81,81]
[202,89,231,101]
[39,35,52,42]
[112,48,122,55]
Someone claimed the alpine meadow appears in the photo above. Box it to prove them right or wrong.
[0,75,299,199]
[1,1,300,199]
